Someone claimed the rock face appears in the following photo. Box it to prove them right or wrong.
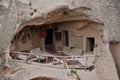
[0,0,120,80]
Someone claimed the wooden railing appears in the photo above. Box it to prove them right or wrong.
[11,52,99,69]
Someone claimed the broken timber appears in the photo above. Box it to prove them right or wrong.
[11,52,98,70]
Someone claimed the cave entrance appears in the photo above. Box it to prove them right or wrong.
[10,20,103,60]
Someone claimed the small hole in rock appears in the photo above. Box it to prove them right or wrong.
[34,9,37,12]
[29,2,32,6]
[63,11,68,15]
[30,12,34,16]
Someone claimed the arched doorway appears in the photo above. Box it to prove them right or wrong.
[30,76,58,80]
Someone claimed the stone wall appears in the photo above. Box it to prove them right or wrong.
[10,26,41,52]
[58,21,103,55]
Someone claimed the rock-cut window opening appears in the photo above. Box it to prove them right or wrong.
[87,37,95,52]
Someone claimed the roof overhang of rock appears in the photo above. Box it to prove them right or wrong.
[10,5,103,42]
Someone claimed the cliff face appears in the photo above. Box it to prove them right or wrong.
[0,0,120,80]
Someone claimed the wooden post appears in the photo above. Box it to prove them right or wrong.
[63,58,67,69]
[39,55,41,63]
[86,57,88,70]
[46,56,48,63]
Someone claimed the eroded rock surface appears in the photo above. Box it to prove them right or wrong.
[0,0,120,80]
